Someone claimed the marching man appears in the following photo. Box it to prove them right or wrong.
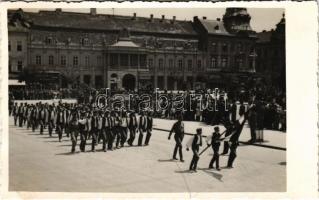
[187,128,203,172]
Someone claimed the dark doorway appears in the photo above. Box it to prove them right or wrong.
[122,74,136,91]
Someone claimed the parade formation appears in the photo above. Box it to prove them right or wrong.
[9,86,280,172]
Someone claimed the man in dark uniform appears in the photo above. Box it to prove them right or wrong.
[188,128,202,172]
[91,111,98,152]
[168,115,185,162]
[48,105,55,137]
[13,102,18,126]
[138,111,148,146]
[108,111,115,150]
[69,110,79,153]
[56,107,65,142]
[78,111,87,152]
[144,110,153,146]
[98,111,107,152]
[221,121,233,155]
[103,110,112,151]
[208,126,221,170]
[127,111,138,146]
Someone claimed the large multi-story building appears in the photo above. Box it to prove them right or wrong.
[8,8,258,91]
[255,13,285,91]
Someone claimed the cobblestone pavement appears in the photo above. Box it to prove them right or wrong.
[9,117,286,192]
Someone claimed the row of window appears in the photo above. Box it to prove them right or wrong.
[45,36,90,46]
[32,54,246,69]
[148,58,203,72]
[109,54,147,68]
[34,55,103,67]
[211,42,246,53]
[8,41,22,52]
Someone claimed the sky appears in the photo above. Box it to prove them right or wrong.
[24,8,284,32]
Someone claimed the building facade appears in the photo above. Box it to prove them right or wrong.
[255,13,286,91]
[8,8,258,91]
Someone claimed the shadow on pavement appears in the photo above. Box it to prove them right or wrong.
[158,159,179,162]
[55,151,80,155]
[44,140,70,143]
[175,169,194,174]
[200,169,223,182]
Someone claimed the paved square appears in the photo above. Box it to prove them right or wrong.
[9,117,286,192]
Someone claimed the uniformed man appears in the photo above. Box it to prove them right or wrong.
[108,111,116,150]
[208,126,221,170]
[138,111,148,146]
[168,115,185,162]
[48,105,56,137]
[120,111,129,147]
[78,111,87,152]
[144,110,153,146]
[188,128,202,172]
[13,102,18,126]
[69,110,79,153]
[127,111,138,146]
[114,111,122,149]
[56,106,65,142]
[91,111,98,152]
[102,110,111,151]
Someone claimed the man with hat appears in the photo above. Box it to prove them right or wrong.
[188,128,203,172]
[168,114,185,162]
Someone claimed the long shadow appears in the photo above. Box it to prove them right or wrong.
[44,140,70,143]
[55,151,80,156]
[199,168,223,182]
[175,169,194,174]
[27,133,41,136]
[57,144,72,147]
[158,159,179,162]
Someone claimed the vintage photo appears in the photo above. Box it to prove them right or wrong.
[7,7,286,192]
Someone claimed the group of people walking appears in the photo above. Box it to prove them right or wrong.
[10,102,154,153]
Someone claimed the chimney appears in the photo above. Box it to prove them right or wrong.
[55,8,62,12]
[203,16,207,20]
[149,14,154,22]
[132,12,136,20]
[90,8,97,15]
[216,18,220,21]
[161,15,165,22]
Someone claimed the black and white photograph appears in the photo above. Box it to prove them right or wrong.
[6,6,288,193]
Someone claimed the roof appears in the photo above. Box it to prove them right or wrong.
[15,10,196,36]
[199,19,230,35]
[257,31,272,43]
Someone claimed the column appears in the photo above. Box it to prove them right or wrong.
[154,54,158,89]
[164,54,167,90]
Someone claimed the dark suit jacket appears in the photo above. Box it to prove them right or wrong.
[128,115,138,129]
[192,134,202,152]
